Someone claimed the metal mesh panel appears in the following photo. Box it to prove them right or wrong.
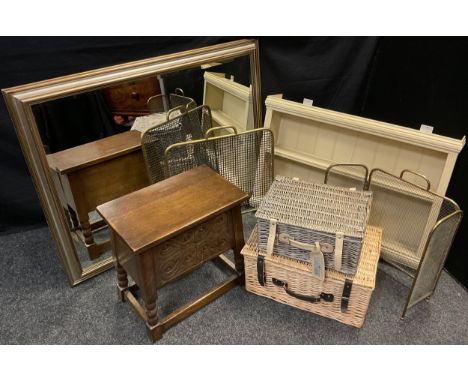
[164,128,274,210]
[324,164,369,190]
[147,93,196,114]
[141,105,212,184]
[367,169,456,270]
[403,208,462,316]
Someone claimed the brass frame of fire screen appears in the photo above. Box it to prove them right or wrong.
[2,39,263,286]
[324,164,463,318]
[163,126,275,212]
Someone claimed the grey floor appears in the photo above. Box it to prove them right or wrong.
[1,213,467,345]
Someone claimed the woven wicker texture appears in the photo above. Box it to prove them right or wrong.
[147,93,196,114]
[367,169,458,270]
[255,176,372,274]
[164,128,274,210]
[141,105,212,184]
[241,226,382,328]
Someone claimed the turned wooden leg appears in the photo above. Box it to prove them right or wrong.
[145,299,158,327]
[80,219,95,246]
[116,260,129,301]
[143,293,162,342]
[138,252,162,342]
[231,205,245,273]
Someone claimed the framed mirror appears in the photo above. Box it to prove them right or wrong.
[2,39,262,286]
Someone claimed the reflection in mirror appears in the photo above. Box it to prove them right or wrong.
[32,54,253,265]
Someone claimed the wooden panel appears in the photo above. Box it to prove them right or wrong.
[265,96,465,195]
[222,92,245,127]
[276,114,303,149]
[416,150,446,192]
[102,78,161,116]
[332,129,359,163]
[295,119,319,155]
[313,123,339,160]
[274,156,324,183]
[204,82,224,111]
[203,72,253,132]
[394,144,423,176]
[46,130,142,174]
[152,211,233,288]
[113,231,141,286]
[371,140,401,173]
[71,150,149,212]
[351,133,379,165]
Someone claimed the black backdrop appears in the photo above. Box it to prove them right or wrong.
[0,37,466,287]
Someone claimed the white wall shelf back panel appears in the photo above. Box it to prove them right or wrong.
[203,71,254,133]
[264,95,465,195]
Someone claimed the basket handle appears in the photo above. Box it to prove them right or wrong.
[278,233,319,252]
[173,87,185,96]
[204,126,238,138]
[399,169,431,191]
[272,278,334,303]
[277,233,326,281]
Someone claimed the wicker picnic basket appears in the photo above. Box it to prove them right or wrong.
[255,176,372,276]
[242,225,382,328]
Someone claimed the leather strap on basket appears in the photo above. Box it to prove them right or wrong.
[257,255,266,286]
[334,232,344,272]
[272,278,334,303]
[277,233,325,282]
[341,279,353,312]
[266,219,277,256]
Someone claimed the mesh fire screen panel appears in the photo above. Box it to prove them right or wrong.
[141,105,212,184]
[324,163,463,317]
[164,127,274,210]
[367,169,458,271]
[403,208,463,317]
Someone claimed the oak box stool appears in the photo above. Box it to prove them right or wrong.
[97,165,249,342]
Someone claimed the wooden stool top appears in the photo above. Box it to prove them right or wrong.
[46,130,141,174]
[97,165,249,255]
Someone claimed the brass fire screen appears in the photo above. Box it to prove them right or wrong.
[366,169,458,271]
[324,164,463,317]
[141,105,212,184]
[147,90,196,114]
[402,208,463,317]
[164,127,274,210]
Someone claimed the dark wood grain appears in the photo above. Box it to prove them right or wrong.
[101,78,161,116]
[47,130,149,260]
[231,205,245,273]
[152,211,233,288]
[97,165,249,254]
[100,166,248,342]
[46,130,142,174]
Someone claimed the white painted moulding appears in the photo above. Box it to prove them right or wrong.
[203,71,254,133]
[264,95,465,195]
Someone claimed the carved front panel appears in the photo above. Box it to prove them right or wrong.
[153,211,234,288]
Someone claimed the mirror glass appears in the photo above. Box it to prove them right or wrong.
[30,54,253,268]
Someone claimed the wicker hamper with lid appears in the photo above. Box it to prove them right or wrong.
[242,225,382,328]
[256,176,372,277]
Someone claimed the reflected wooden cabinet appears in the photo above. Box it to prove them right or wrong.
[46,130,149,260]
[102,78,161,116]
